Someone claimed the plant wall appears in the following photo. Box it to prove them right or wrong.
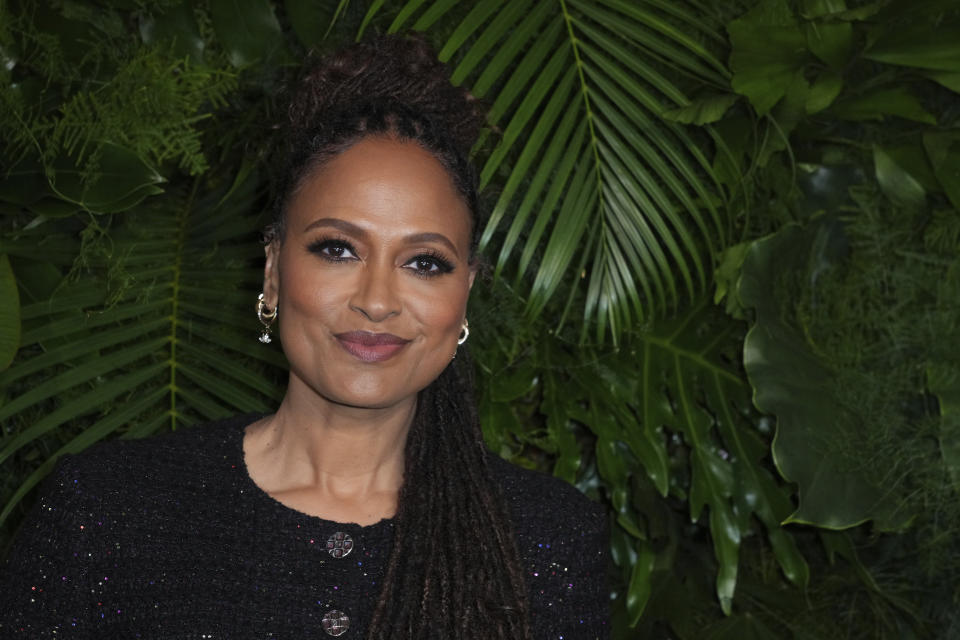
[1,0,959,637]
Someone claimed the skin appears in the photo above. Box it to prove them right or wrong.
[244,136,476,526]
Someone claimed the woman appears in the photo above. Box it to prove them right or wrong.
[0,35,608,639]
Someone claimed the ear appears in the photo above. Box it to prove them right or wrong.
[263,240,280,307]
[467,263,478,291]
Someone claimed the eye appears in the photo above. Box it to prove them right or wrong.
[307,237,358,262]
[404,252,454,277]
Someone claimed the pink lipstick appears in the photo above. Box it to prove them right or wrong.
[335,331,410,362]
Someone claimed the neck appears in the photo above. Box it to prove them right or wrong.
[243,376,416,524]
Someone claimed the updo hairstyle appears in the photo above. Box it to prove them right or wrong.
[267,34,485,255]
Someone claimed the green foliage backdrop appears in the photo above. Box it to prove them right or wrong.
[2,0,959,637]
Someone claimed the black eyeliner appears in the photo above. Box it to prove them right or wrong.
[306,235,357,262]
[409,249,455,277]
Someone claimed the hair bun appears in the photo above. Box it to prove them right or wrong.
[287,34,484,158]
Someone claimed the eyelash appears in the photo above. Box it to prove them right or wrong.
[409,250,455,277]
[307,236,356,262]
[306,236,455,278]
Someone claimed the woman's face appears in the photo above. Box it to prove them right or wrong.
[263,136,476,411]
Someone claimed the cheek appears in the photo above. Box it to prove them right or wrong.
[411,280,470,337]
[277,255,345,324]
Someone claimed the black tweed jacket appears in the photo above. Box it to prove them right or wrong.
[1,415,609,638]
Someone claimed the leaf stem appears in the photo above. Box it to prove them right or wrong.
[561,0,618,339]
[168,180,199,429]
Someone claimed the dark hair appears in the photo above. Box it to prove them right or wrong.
[267,34,484,255]
[270,35,531,639]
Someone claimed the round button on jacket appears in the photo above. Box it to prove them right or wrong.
[321,610,350,636]
[326,531,354,558]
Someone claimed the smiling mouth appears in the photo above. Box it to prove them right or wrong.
[334,331,411,363]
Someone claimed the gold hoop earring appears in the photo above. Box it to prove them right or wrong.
[257,293,278,344]
[457,319,469,346]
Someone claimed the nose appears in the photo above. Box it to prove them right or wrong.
[349,262,401,322]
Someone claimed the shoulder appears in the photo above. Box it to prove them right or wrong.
[43,414,256,510]
[70,414,252,469]
[488,454,610,638]
[487,453,605,540]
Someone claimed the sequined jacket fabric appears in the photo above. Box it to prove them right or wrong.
[0,415,608,638]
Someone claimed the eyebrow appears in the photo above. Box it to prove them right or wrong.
[303,217,461,257]
[304,217,365,237]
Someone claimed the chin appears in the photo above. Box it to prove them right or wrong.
[322,376,422,411]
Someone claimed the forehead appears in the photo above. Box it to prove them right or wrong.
[286,136,472,246]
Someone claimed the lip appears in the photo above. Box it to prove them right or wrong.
[334,331,411,363]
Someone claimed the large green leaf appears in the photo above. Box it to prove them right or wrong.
[662,93,740,125]
[477,296,805,616]
[285,0,341,47]
[922,131,960,211]
[632,300,806,612]
[0,170,287,527]
[738,221,910,530]
[923,70,960,94]
[363,0,730,340]
[873,146,926,209]
[830,87,936,124]
[139,2,205,62]
[802,3,853,68]
[210,0,284,67]
[864,25,960,72]
[0,254,20,371]
[727,0,808,116]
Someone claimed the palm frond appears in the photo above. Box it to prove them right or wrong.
[0,171,286,527]
[364,0,731,340]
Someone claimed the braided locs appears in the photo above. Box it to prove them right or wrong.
[268,34,532,639]
[369,353,531,639]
